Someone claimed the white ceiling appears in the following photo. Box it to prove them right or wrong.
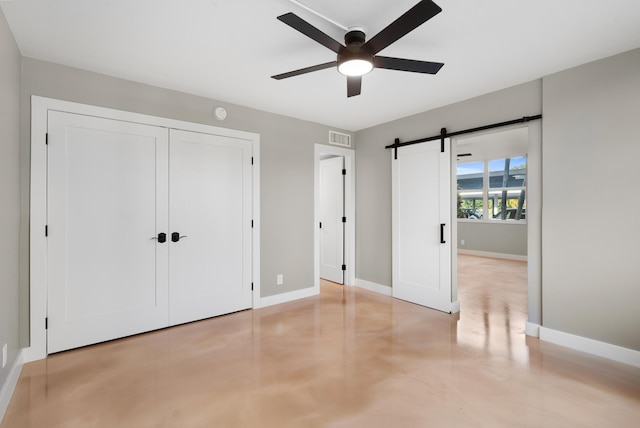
[2,0,640,131]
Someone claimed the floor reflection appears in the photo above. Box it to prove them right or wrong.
[457,254,528,365]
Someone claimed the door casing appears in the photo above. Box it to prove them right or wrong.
[26,96,261,362]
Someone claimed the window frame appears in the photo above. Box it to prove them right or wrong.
[457,155,527,224]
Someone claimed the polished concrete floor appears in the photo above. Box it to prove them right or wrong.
[3,255,640,427]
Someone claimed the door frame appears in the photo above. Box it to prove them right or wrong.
[450,121,542,333]
[314,144,355,289]
[26,96,261,362]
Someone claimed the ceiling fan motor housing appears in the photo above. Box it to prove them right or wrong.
[345,29,366,47]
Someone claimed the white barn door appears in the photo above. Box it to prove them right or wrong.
[168,130,253,325]
[47,111,169,353]
[319,156,345,284]
[392,139,452,313]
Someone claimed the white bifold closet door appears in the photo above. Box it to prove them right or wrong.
[392,139,452,313]
[47,112,252,354]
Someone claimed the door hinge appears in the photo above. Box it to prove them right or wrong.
[45,317,48,330]
[45,225,48,237]
[440,128,446,153]
[251,282,254,291]
[319,222,322,229]
[251,220,254,228]
[342,168,346,176]
[342,264,346,271]
[46,133,49,145]
[251,157,254,165]
[342,217,346,223]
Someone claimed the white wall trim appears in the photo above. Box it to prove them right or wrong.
[539,327,640,368]
[27,96,261,362]
[0,350,23,424]
[314,144,356,290]
[354,278,392,296]
[450,300,461,314]
[525,322,541,337]
[253,286,319,309]
[458,249,527,262]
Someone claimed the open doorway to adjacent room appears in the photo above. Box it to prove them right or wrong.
[451,124,541,343]
[314,144,356,291]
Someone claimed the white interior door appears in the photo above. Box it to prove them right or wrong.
[392,140,452,313]
[168,129,253,325]
[319,156,345,284]
[47,111,169,353]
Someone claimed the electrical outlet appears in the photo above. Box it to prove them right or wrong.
[461,239,465,246]
[2,344,7,368]
[276,274,284,286]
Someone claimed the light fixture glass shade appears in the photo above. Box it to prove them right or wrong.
[338,59,373,76]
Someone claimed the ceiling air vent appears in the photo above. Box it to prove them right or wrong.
[329,131,352,148]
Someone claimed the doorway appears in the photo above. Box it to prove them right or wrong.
[314,144,355,290]
[451,122,542,334]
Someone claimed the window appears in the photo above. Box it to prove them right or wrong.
[457,156,526,221]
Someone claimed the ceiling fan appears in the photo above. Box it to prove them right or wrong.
[271,0,445,97]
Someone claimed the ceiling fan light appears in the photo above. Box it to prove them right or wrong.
[338,59,373,76]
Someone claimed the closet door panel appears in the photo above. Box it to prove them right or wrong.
[169,129,252,325]
[47,111,169,353]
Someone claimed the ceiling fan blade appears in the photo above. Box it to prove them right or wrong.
[271,61,337,80]
[363,1,442,55]
[277,13,344,54]
[347,76,362,97]
[374,56,444,74]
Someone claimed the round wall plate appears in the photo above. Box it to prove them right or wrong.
[214,107,227,121]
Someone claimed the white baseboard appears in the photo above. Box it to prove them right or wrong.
[525,322,541,337]
[539,327,640,368]
[254,286,319,309]
[0,349,23,424]
[354,278,392,296]
[450,300,460,314]
[458,249,527,262]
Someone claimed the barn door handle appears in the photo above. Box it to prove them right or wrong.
[440,224,446,244]
[172,232,188,242]
[151,232,167,243]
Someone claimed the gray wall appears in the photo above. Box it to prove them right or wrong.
[0,8,21,388]
[542,48,640,351]
[354,80,542,286]
[18,58,351,339]
[458,222,527,256]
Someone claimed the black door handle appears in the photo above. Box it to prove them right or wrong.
[151,232,167,243]
[440,223,446,244]
[172,232,188,242]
